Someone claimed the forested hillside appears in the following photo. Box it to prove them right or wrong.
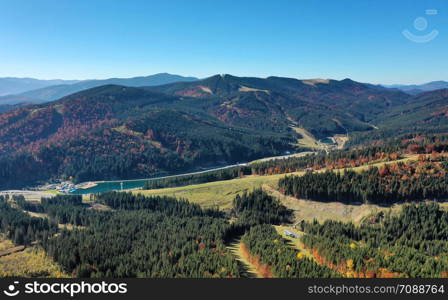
[1,193,240,278]
[0,190,294,278]
[0,85,295,188]
[150,74,410,138]
[3,186,448,278]
[0,74,447,189]
[300,203,448,277]
[348,89,448,146]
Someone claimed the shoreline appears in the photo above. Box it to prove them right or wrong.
[78,182,98,190]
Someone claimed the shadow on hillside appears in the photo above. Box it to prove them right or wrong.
[226,238,258,279]
[237,260,257,278]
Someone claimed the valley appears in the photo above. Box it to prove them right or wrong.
[1,142,448,278]
[135,152,424,211]
[3,0,448,283]
[0,74,419,190]
[1,74,448,279]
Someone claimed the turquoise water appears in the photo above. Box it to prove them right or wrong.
[320,138,335,144]
[69,163,248,195]
[70,179,150,195]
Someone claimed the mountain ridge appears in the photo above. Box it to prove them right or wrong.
[147,74,411,137]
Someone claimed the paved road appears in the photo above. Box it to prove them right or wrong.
[87,151,316,185]
[88,163,249,184]
[0,190,56,201]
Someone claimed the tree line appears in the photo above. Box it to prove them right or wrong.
[0,196,57,246]
[278,158,448,204]
[94,191,223,218]
[231,189,293,226]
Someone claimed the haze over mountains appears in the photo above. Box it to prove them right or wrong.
[1,73,447,189]
[1,72,446,106]
[0,77,80,96]
[0,73,198,105]
[383,81,448,95]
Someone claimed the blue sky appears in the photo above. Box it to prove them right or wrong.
[0,0,447,84]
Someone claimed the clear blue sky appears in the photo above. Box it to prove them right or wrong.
[0,0,447,84]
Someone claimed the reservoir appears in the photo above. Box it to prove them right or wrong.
[69,163,248,195]
[70,179,150,194]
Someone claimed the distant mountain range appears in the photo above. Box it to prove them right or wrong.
[383,81,448,94]
[1,75,446,105]
[0,73,198,104]
[0,77,80,96]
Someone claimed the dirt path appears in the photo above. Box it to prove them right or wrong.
[291,126,325,149]
[227,238,262,278]
[251,151,315,163]
[262,184,399,224]
[0,245,26,257]
[0,190,56,201]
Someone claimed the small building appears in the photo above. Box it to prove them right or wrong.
[284,230,300,238]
